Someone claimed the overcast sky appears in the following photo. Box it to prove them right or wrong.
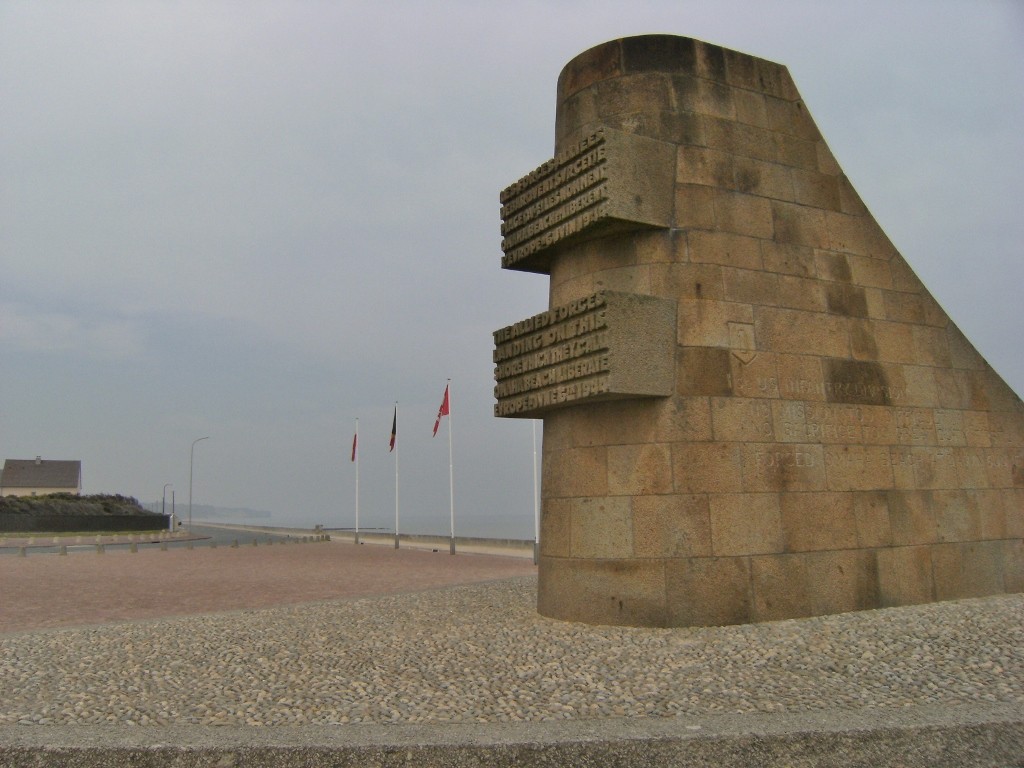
[2,1,1022,538]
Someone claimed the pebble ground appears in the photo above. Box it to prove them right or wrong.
[1,575,1021,726]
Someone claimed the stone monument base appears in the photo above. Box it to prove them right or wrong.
[494,35,1023,627]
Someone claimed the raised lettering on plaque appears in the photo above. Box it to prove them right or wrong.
[500,128,674,273]
[493,290,675,417]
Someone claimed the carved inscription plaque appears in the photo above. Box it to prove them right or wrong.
[493,290,675,417]
[499,128,674,273]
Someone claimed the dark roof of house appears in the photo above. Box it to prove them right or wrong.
[1,459,81,490]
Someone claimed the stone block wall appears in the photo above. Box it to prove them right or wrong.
[495,35,1023,626]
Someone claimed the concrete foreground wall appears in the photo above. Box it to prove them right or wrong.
[493,35,1024,627]
[2,704,1022,767]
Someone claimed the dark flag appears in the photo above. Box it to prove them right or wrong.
[389,407,397,452]
[433,383,450,437]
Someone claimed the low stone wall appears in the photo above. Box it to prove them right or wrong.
[354,531,534,553]
[195,521,536,555]
[0,704,1021,767]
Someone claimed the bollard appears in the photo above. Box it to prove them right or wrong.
[96,544,105,554]
[18,547,27,557]
[59,545,67,556]
[160,541,168,551]
[186,540,193,550]
[231,539,239,548]
[130,542,138,554]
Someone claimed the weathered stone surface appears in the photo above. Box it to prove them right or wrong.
[495,34,1024,627]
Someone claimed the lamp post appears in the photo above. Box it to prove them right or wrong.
[188,437,209,531]
[162,483,173,531]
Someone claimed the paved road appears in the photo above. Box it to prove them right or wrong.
[175,524,300,547]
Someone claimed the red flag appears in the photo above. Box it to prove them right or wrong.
[433,383,450,437]
[351,431,357,462]
[389,407,397,452]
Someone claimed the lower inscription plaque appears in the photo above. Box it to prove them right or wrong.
[493,290,676,417]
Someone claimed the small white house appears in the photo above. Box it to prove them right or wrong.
[0,457,82,496]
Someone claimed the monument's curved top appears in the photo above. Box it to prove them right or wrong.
[556,35,798,145]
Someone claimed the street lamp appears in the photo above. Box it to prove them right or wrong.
[162,483,173,531]
[188,436,209,531]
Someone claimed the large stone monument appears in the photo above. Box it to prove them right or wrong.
[493,35,1024,627]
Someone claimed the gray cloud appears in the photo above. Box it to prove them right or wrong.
[1,1,1021,536]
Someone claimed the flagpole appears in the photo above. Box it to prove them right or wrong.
[532,419,540,565]
[394,402,400,550]
[447,379,455,555]
[354,418,360,545]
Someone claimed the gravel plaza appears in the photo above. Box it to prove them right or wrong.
[0,537,1021,765]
